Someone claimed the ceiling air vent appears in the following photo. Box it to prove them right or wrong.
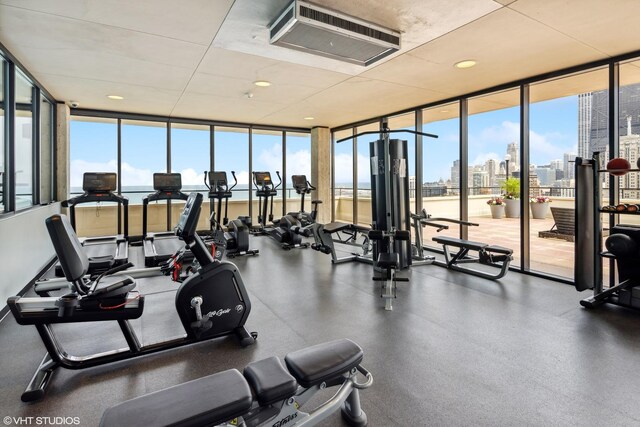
[269,0,400,66]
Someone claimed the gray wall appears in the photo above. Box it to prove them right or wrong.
[0,203,60,303]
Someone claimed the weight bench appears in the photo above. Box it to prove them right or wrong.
[310,222,373,265]
[432,236,513,280]
[100,338,372,427]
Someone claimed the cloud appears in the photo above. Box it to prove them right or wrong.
[471,152,501,167]
[287,149,312,178]
[334,152,370,184]
[70,159,118,187]
[177,168,204,186]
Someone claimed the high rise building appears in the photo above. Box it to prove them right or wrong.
[507,142,518,169]
[563,153,576,180]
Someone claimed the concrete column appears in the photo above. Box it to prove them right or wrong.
[56,103,70,203]
[311,126,331,223]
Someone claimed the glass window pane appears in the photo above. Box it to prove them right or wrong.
[215,126,249,225]
[0,58,5,211]
[252,129,283,224]
[388,112,416,214]
[121,120,167,235]
[529,67,608,279]
[421,102,460,248]
[355,122,378,226]
[333,128,353,223]
[618,61,640,207]
[171,123,210,228]
[15,70,33,210]
[70,117,118,236]
[468,89,521,265]
[40,96,53,204]
[285,131,311,214]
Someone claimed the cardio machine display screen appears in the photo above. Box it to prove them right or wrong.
[176,192,202,239]
[208,171,228,189]
[153,173,182,191]
[83,172,117,192]
[291,175,308,190]
[253,172,272,186]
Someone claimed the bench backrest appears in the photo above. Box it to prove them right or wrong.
[46,214,89,282]
[550,207,575,235]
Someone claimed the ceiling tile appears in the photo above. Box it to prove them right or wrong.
[510,0,640,57]
[0,0,233,45]
[0,6,205,90]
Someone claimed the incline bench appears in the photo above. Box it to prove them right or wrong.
[432,236,513,280]
[310,221,373,264]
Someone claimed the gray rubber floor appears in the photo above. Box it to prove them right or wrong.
[1,236,640,426]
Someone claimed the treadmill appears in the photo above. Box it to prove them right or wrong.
[56,172,129,276]
[142,173,189,267]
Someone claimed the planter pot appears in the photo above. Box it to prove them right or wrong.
[490,204,505,219]
[505,199,520,218]
[530,202,550,219]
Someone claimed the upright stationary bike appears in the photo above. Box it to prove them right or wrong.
[288,174,321,226]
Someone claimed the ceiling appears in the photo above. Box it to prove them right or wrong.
[0,0,639,129]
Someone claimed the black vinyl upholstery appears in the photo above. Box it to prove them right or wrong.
[46,214,89,282]
[100,369,253,427]
[284,339,363,388]
[243,357,298,406]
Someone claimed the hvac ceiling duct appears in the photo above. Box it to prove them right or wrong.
[269,0,401,66]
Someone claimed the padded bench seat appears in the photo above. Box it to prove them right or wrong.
[284,338,363,388]
[432,236,488,252]
[484,245,513,255]
[377,252,399,269]
[100,369,253,427]
[244,357,298,406]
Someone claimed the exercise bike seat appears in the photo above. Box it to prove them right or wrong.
[284,338,363,388]
[243,357,298,406]
[100,369,253,427]
[311,200,322,205]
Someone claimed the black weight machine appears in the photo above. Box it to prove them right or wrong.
[252,171,309,250]
[205,171,258,258]
[575,153,640,310]
[288,174,321,226]
[7,192,256,402]
[56,172,129,277]
[336,120,438,310]
[309,221,373,264]
[142,173,190,267]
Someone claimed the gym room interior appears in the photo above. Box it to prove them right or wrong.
[1,1,640,426]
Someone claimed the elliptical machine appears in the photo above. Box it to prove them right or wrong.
[288,174,321,226]
[252,171,309,250]
[205,171,258,258]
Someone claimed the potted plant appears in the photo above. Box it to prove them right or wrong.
[487,197,505,219]
[530,196,551,219]
[501,177,521,218]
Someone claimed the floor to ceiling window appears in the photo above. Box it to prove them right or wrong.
[14,70,33,210]
[285,131,311,214]
[468,88,521,265]
[121,120,167,234]
[214,127,250,221]
[0,58,5,212]
[252,129,283,224]
[355,122,378,226]
[39,96,53,204]
[333,128,354,223]
[420,102,461,248]
[529,68,608,278]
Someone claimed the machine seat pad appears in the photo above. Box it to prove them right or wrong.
[244,357,298,406]
[323,222,353,233]
[433,236,487,252]
[377,252,399,269]
[284,339,363,388]
[484,245,513,255]
[99,369,253,427]
[311,200,323,204]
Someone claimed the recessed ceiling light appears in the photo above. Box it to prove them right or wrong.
[253,80,271,87]
[454,60,477,69]
[304,117,315,120]
[107,95,124,100]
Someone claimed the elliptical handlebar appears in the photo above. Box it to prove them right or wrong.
[230,171,238,191]
[274,171,282,190]
[203,171,210,191]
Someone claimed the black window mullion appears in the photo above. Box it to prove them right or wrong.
[6,61,15,212]
[32,86,40,205]
[459,99,468,240]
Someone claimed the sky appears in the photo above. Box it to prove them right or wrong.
[70,95,579,190]
[69,122,311,191]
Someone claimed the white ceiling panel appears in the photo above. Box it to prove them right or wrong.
[510,0,640,57]
[0,0,233,45]
[0,6,205,90]
[37,74,181,116]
